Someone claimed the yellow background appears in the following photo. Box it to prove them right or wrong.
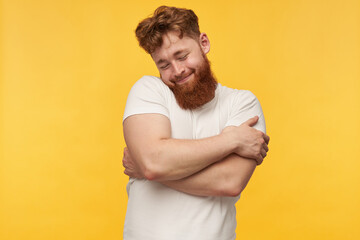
[1,0,359,239]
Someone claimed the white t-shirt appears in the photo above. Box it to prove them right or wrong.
[123,75,266,240]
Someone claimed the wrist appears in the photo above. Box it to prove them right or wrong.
[220,127,239,154]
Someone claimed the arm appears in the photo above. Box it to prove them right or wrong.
[123,146,266,197]
[123,114,268,181]
[123,147,257,197]
[160,154,257,197]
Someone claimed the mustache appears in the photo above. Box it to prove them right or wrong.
[173,72,193,82]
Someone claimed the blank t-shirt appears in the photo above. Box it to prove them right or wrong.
[123,75,266,240]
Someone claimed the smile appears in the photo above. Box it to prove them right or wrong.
[176,73,193,85]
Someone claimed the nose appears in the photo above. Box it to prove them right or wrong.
[173,62,185,78]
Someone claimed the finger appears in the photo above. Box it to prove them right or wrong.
[264,134,270,144]
[123,162,128,169]
[123,157,131,169]
[263,143,269,152]
[261,149,267,159]
[242,116,259,127]
[256,156,263,165]
[125,171,132,178]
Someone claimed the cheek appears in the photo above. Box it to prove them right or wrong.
[160,71,170,81]
[160,71,174,86]
[186,57,203,70]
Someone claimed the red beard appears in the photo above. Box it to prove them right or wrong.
[168,56,217,110]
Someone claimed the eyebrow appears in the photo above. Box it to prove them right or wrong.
[156,49,188,65]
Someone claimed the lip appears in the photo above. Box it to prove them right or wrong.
[176,73,193,85]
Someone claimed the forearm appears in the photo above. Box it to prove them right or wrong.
[124,114,268,182]
[160,154,257,197]
[128,134,237,181]
[124,114,237,181]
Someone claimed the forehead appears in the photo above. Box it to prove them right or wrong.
[151,31,199,61]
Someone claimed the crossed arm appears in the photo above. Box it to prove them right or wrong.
[122,113,269,197]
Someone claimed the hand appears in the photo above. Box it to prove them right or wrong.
[122,147,145,179]
[222,116,270,165]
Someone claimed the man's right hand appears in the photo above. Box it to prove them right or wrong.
[222,116,270,165]
[123,147,145,179]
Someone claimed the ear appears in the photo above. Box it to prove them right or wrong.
[199,33,210,54]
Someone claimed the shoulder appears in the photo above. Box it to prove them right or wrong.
[123,76,172,121]
[127,75,173,100]
[132,75,168,91]
[218,84,266,132]
[218,84,258,106]
[134,75,163,85]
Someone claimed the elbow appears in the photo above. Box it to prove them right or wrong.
[140,155,165,181]
[223,181,247,197]
[143,170,157,181]
[143,166,160,181]
[140,159,159,181]
[222,165,255,197]
[137,147,174,181]
[225,187,243,197]
[143,165,172,181]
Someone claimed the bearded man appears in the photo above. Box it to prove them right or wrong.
[122,6,270,240]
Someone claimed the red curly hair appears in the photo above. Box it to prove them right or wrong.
[135,6,201,54]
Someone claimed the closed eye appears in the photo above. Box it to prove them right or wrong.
[179,54,189,61]
[160,64,170,70]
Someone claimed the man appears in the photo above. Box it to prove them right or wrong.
[122,6,269,240]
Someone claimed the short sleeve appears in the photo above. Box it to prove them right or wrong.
[123,76,170,122]
[225,90,266,134]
